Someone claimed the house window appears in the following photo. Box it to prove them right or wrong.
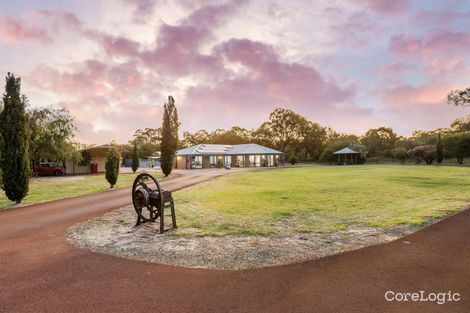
[210,156,217,167]
[191,156,202,169]
[250,155,260,167]
[261,155,268,166]
[237,155,244,167]
[249,155,255,167]
[256,155,261,166]
[224,156,231,167]
[267,155,274,166]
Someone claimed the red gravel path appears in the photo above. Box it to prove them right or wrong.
[0,171,469,313]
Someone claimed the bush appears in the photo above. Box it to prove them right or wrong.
[105,147,120,188]
[393,147,409,164]
[442,132,470,164]
[408,145,436,164]
[289,155,298,165]
[367,156,385,164]
[436,133,443,164]
[79,150,92,166]
[131,144,139,173]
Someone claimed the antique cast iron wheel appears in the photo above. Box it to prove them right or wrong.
[132,173,163,226]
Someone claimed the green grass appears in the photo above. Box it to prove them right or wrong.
[175,165,470,236]
[0,171,163,209]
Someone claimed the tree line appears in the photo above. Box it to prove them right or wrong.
[126,106,470,167]
[177,108,470,166]
[125,86,470,167]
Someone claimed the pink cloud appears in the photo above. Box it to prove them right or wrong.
[138,1,249,77]
[33,9,82,31]
[216,39,354,104]
[90,33,141,57]
[24,59,167,143]
[183,0,249,28]
[329,11,387,49]
[0,14,52,44]
[371,61,416,87]
[363,0,410,16]
[120,0,161,22]
[183,77,367,136]
[390,32,470,60]
[378,62,415,76]
[389,34,423,59]
[414,10,470,29]
[376,80,470,134]
[380,82,462,110]
[139,23,221,77]
[27,62,110,97]
[0,9,83,45]
[179,38,357,132]
[389,30,470,81]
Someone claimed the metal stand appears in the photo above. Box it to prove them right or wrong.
[132,173,177,233]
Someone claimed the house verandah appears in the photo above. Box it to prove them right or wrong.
[174,144,285,169]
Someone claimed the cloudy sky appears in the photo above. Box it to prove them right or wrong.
[1,0,469,143]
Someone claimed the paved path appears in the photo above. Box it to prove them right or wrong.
[0,170,469,313]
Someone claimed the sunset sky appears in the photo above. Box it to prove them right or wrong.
[1,0,469,143]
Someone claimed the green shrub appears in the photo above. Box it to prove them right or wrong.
[105,147,120,188]
[289,155,298,165]
[393,147,409,164]
[131,144,139,173]
[436,133,443,164]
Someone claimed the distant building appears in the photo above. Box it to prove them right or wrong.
[333,147,361,165]
[174,143,284,169]
[123,151,161,168]
[65,145,121,174]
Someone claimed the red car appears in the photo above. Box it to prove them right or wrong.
[34,162,66,176]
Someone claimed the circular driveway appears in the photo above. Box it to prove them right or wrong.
[0,170,469,312]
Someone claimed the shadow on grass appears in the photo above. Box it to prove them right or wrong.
[387,176,470,188]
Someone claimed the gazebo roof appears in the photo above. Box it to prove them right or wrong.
[333,147,360,154]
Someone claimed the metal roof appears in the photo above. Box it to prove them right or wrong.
[333,147,360,154]
[176,143,284,156]
[80,144,115,152]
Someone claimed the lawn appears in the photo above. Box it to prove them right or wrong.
[0,171,163,209]
[175,165,470,236]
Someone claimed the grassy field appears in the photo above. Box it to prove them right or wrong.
[175,165,470,236]
[0,171,163,209]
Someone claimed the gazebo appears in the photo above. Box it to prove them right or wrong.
[333,147,361,165]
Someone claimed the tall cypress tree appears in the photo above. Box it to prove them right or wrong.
[160,96,179,176]
[436,133,443,164]
[105,147,120,188]
[0,73,31,203]
[131,143,139,173]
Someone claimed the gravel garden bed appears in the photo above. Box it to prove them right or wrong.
[66,205,427,270]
